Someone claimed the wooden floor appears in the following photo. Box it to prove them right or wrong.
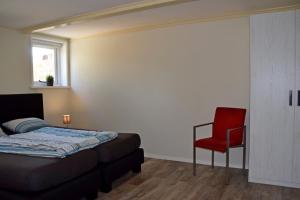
[97,158,300,200]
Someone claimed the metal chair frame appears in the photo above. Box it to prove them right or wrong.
[193,123,247,183]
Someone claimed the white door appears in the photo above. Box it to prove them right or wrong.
[250,11,296,185]
[293,9,300,184]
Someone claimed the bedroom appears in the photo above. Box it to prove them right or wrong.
[0,0,299,199]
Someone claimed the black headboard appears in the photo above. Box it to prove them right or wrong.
[0,93,44,127]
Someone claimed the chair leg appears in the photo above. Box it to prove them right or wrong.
[211,150,214,168]
[242,145,246,170]
[242,145,247,176]
[242,126,247,175]
[193,145,196,176]
[226,148,230,184]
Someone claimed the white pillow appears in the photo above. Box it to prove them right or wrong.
[0,127,7,137]
[2,118,50,133]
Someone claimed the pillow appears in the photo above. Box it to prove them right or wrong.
[0,127,7,137]
[2,118,50,133]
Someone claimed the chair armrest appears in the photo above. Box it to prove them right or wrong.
[226,125,246,148]
[193,122,214,142]
[193,122,214,129]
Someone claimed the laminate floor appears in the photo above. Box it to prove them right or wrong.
[97,158,300,200]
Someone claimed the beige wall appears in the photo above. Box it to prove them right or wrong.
[0,27,70,125]
[0,17,250,167]
[71,17,250,167]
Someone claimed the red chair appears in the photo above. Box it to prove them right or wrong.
[193,107,247,181]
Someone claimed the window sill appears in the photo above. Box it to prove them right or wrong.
[31,86,70,89]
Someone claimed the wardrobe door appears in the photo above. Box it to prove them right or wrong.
[293,9,300,184]
[250,11,295,184]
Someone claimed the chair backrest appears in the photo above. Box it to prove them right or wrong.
[212,107,246,143]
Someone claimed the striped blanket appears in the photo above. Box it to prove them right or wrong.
[0,127,118,158]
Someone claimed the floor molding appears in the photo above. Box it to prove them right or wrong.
[145,153,247,169]
[249,177,300,189]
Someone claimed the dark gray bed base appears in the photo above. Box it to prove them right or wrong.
[0,149,144,200]
[99,148,144,192]
[0,93,144,199]
[0,168,99,200]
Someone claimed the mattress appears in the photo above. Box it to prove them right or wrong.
[0,149,97,192]
[95,133,141,163]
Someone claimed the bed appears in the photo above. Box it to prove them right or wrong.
[0,93,144,199]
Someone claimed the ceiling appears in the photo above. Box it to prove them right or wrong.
[0,0,140,29]
[0,0,299,39]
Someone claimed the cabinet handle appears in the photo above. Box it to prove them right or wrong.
[298,90,300,106]
[289,90,293,106]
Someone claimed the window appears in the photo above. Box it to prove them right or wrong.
[31,35,69,88]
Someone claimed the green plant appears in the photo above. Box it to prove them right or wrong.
[46,75,54,86]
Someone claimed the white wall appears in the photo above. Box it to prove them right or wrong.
[0,27,70,125]
[71,17,250,168]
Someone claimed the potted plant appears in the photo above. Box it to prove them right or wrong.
[46,75,54,86]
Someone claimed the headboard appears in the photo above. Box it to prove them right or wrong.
[0,93,44,130]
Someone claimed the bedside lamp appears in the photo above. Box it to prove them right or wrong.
[63,115,71,128]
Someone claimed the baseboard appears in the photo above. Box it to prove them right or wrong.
[249,177,300,189]
[144,153,246,169]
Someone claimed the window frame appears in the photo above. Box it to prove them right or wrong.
[30,35,69,88]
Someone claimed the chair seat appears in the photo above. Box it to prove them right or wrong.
[194,137,242,153]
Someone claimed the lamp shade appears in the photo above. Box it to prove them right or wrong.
[63,115,71,124]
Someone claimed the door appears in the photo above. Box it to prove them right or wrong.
[293,9,300,184]
[250,11,296,184]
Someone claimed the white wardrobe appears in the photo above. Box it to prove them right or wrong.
[250,10,300,188]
